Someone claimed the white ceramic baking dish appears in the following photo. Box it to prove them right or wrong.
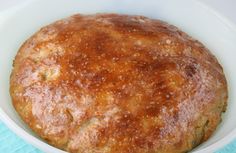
[0,0,236,152]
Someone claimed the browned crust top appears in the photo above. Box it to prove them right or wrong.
[10,14,227,153]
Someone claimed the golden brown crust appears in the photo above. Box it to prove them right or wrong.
[10,14,228,153]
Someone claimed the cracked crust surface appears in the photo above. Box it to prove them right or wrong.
[10,14,228,153]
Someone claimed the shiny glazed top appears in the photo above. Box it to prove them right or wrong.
[10,14,227,153]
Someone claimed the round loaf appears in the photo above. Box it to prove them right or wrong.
[10,14,228,153]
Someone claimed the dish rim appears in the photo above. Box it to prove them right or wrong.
[0,0,236,152]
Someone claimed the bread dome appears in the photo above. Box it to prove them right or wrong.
[10,14,228,153]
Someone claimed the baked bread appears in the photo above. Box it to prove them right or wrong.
[10,14,228,153]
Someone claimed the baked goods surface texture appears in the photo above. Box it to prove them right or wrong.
[10,14,228,153]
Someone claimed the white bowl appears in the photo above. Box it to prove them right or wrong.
[0,0,236,152]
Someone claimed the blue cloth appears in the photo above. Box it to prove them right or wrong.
[0,121,41,153]
[0,121,235,153]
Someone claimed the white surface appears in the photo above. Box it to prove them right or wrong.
[204,0,236,24]
[0,0,236,153]
[0,0,26,11]
[1,0,236,24]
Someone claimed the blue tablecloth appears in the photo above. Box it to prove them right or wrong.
[0,121,235,153]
